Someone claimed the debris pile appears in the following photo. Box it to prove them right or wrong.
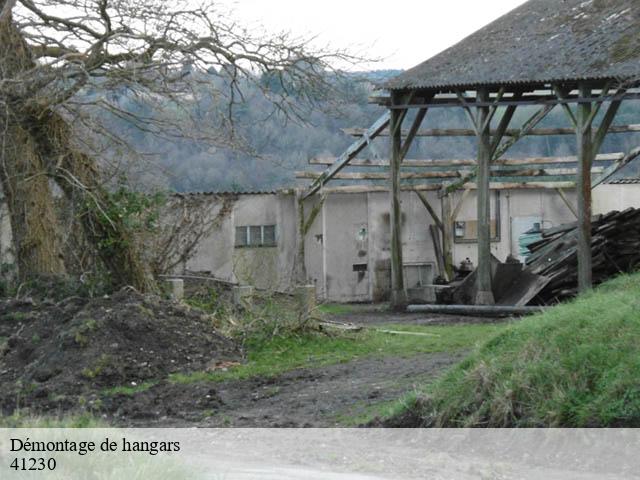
[0,288,241,418]
[524,208,640,303]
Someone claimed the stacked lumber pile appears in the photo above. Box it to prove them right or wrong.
[524,208,640,303]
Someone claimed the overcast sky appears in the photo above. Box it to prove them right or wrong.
[224,0,529,70]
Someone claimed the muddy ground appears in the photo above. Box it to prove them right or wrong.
[1,290,498,426]
[116,350,464,427]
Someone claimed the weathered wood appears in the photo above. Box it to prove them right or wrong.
[308,152,622,168]
[414,190,443,231]
[451,188,471,222]
[301,112,390,199]
[389,103,407,310]
[576,83,593,292]
[384,91,640,110]
[592,91,624,154]
[407,304,545,316]
[302,194,326,235]
[522,208,640,303]
[556,188,578,219]
[441,186,454,281]
[489,101,519,157]
[429,224,446,280]
[592,147,640,187]
[399,107,428,160]
[342,123,640,138]
[474,88,495,305]
[294,191,307,283]
[314,181,577,194]
[298,171,585,183]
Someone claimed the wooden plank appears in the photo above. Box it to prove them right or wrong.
[308,153,622,167]
[556,188,578,219]
[414,190,443,231]
[301,112,390,199]
[313,181,576,195]
[342,124,640,138]
[298,172,581,183]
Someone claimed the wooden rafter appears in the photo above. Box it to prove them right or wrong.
[414,190,443,232]
[342,123,640,138]
[308,152,623,168]
[301,112,390,199]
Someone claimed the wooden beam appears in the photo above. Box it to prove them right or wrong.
[576,83,594,292]
[301,112,390,199]
[311,181,577,195]
[294,192,307,284]
[492,104,555,160]
[342,124,640,138]
[414,190,443,232]
[308,152,623,167]
[592,147,640,188]
[297,171,586,183]
[555,188,578,219]
[386,91,640,110]
[441,186,454,280]
[592,91,624,154]
[475,88,495,305]
[451,188,471,222]
[399,107,428,160]
[429,224,446,280]
[302,194,326,235]
[389,103,407,310]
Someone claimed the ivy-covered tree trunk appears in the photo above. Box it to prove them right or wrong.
[44,116,157,292]
[0,8,66,280]
[0,5,155,292]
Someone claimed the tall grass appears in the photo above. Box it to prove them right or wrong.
[384,272,640,427]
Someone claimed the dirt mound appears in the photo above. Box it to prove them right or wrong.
[0,288,241,416]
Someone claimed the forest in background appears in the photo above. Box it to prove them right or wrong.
[97,70,640,193]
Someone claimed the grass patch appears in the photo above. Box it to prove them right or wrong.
[170,322,505,384]
[382,272,640,427]
[0,411,107,427]
[317,303,387,315]
[102,381,156,396]
[317,303,360,315]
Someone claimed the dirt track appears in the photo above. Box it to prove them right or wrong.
[116,350,463,427]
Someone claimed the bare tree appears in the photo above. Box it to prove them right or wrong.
[0,0,358,290]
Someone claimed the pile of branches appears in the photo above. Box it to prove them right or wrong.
[525,208,640,303]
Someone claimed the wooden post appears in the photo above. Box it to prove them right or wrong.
[440,186,454,281]
[576,84,593,292]
[294,190,307,284]
[475,88,495,305]
[389,102,407,310]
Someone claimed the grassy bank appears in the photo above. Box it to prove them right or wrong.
[380,272,640,427]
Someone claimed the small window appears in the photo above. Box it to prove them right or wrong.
[235,226,248,247]
[235,225,277,247]
[249,226,262,246]
[263,225,276,246]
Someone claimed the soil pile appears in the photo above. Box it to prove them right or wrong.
[0,288,241,418]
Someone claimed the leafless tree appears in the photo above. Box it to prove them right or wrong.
[0,0,360,290]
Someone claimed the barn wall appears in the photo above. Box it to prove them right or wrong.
[593,184,640,214]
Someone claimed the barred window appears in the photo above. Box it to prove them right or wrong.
[234,225,277,247]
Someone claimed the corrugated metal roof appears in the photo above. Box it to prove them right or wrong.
[605,178,640,184]
[173,189,287,196]
[384,0,640,91]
